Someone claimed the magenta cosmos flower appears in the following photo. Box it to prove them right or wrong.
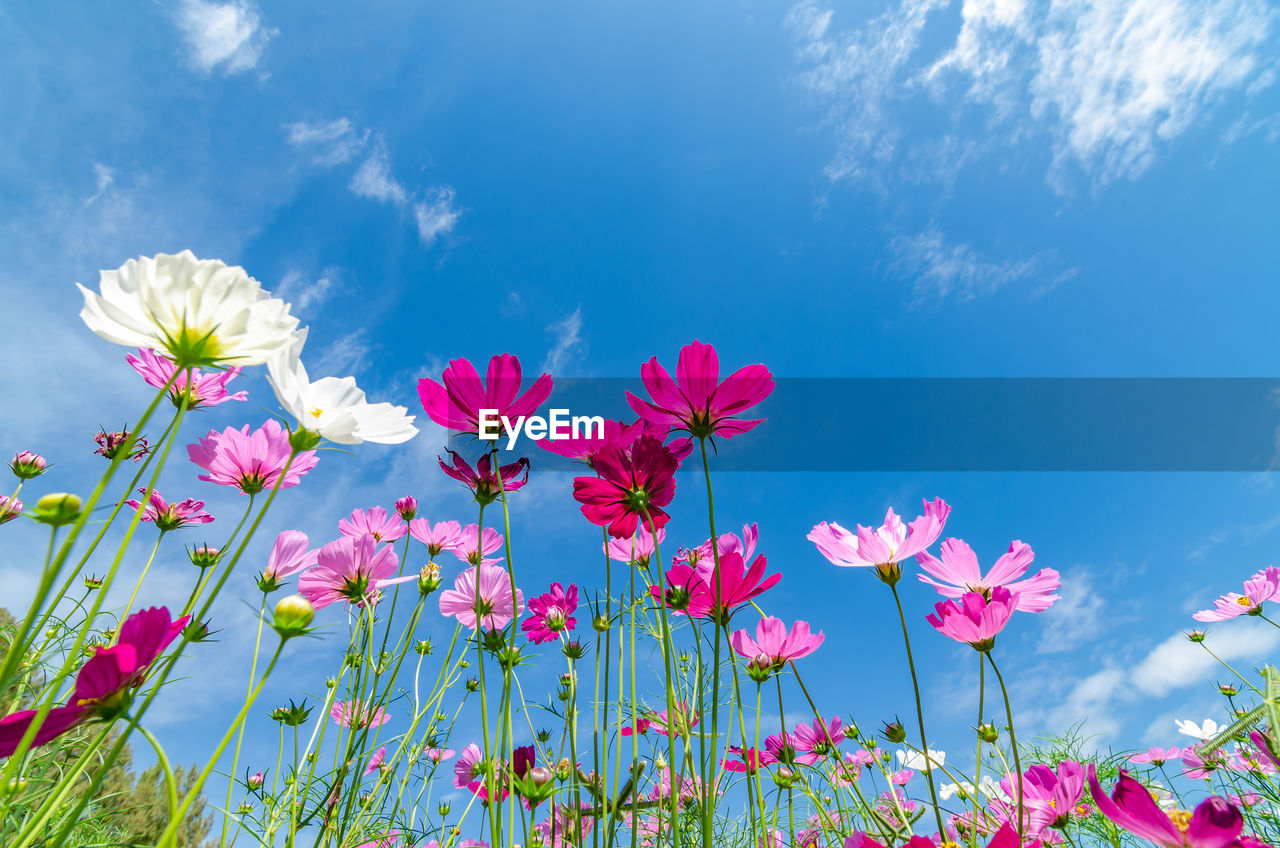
[298,535,412,610]
[604,524,665,567]
[339,506,407,543]
[417,354,553,433]
[1193,566,1280,621]
[722,745,776,774]
[791,716,845,763]
[409,518,465,558]
[258,530,318,591]
[523,582,579,643]
[330,699,390,729]
[626,340,774,440]
[438,564,525,631]
[188,419,319,495]
[1088,764,1264,848]
[124,489,215,531]
[450,524,504,566]
[95,428,150,462]
[809,498,950,584]
[439,449,530,505]
[126,347,247,409]
[845,823,1021,848]
[730,616,824,670]
[573,435,679,539]
[1009,761,1085,835]
[652,550,780,624]
[916,538,1060,613]
[0,607,188,756]
[927,587,1019,652]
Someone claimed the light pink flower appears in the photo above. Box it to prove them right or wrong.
[692,523,759,564]
[454,743,485,788]
[423,747,456,763]
[916,538,1060,613]
[187,419,318,495]
[438,564,524,631]
[604,524,665,567]
[626,340,774,440]
[409,518,465,558]
[809,498,950,582]
[450,524,505,567]
[339,506,408,543]
[417,354,553,433]
[1129,747,1184,766]
[791,716,845,764]
[730,616,824,669]
[1193,566,1280,621]
[260,530,318,588]
[330,700,390,729]
[298,535,411,610]
[124,489,215,531]
[363,746,387,776]
[926,587,1019,652]
[126,347,247,409]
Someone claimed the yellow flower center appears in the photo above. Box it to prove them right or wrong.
[1169,809,1192,832]
[309,407,324,419]
[1237,596,1253,606]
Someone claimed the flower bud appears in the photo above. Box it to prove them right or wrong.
[773,767,797,788]
[746,653,774,684]
[272,594,315,639]
[592,614,609,633]
[289,427,322,453]
[395,495,418,520]
[10,451,48,480]
[1219,683,1238,696]
[190,544,221,568]
[555,756,571,780]
[1187,630,1206,643]
[0,496,23,525]
[559,671,575,688]
[183,619,212,642]
[536,729,552,743]
[437,801,451,817]
[881,719,907,744]
[562,639,586,660]
[237,802,253,814]
[415,639,433,655]
[33,492,81,526]
[83,574,103,589]
[418,562,442,595]
[247,771,264,790]
[482,628,507,652]
[465,677,480,693]
[977,722,999,743]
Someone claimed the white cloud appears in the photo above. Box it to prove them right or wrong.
[543,308,585,376]
[413,187,461,246]
[1037,568,1105,654]
[311,330,373,378]
[887,226,1073,300]
[1131,620,1280,697]
[174,0,275,76]
[275,267,341,315]
[284,118,369,167]
[350,143,408,206]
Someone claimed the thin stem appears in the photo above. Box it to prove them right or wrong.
[987,652,1024,844]
[889,582,946,837]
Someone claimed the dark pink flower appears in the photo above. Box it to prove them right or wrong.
[187,419,318,495]
[809,498,950,584]
[1193,566,1280,621]
[438,564,524,631]
[573,435,678,539]
[1013,761,1085,834]
[0,607,188,757]
[409,518,465,558]
[297,535,411,610]
[522,582,578,643]
[417,354,553,433]
[626,340,774,440]
[722,745,776,774]
[916,539,1060,613]
[439,450,529,505]
[1250,731,1279,771]
[94,428,150,462]
[621,703,699,739]
[730,616,824,669]
[0,496,21,525]
[845,823,1021,848]
[1088,764,1258,848]
[538,418,657,466]
[791,716,845,764]
[339,506,408,543]
[651,551,780,624]
[926,587,1019,652]
[124,489,215,531]
[126,347,247,409]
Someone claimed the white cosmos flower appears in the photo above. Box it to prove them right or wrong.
[895,748,945,771]
[1175,718,1222,741]
[939,781,973,801]
[78,251,299,367]
[268,331,418,445]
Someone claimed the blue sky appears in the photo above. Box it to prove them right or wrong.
[2,0,1280,822]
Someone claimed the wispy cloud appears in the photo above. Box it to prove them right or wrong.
[174,0,275,76]
[1036,568,1105,654]
[887,225,1075,301]
[543,308,586,376]
[312,330,373,378]
[413,187,461,247]
[350,142,409,206]
[275,267,342,316]
[284,119,369,167]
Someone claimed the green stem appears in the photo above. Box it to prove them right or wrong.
[889,582,946,837]
[988,652,1024,844]
[697,437,721,848]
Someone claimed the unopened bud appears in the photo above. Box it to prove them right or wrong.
[272,594,314,638]
[247,771,264,790]
[1187,630,1206,643]
[83,574,103,589]
[977,722,999,743]
[288,427,322,453]
[395,495,418,520]
[190,544,221,568]
[10,451,48,480]
[438,801,451,817]
[592,614,609,633]
[33,492,81,526]
[881,720,907,744]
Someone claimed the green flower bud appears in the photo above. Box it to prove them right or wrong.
[33,492,81,526]
[272,594,315,639]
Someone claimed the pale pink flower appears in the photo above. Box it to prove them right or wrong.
[423,747,456,763]
[916,538,1061,612]
[438,564,524,631]
[298,535,412,610]
[187,419,318,495]
[126,347,247,409]
[259,530,318,589]
[604,524,665,567]
[451,523,505,566]
[330,699,390,729]
[1193,566,1280,621]
[730,616,824,669]
[409,518,465,558]
[809,498,949,582]
[454,743,485,788]
[1128,747,1184,766]
[339,506,407,543]
[363,745,387,776]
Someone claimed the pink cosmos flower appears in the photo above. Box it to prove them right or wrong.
[454,743,485,788]
[604,524,665,567]
[1087,764,1262,848]
[692,523,759,565]
[1251,731,1279,771]
[364,746,387,776]
[916,539,1061,613]
[298,535,411,610]
[438,564,525,631]
[539,418,660,466]
[730,616,824,669]
[187,419,319,495]
[353,835,401,848]
[339,506,408,543]
[423,746,456,763]
[651,550,780,624]
[450,524,505,567]
[626,340,774,440]
[845,823,1021,848]
[0,496,21,525]
[0,607,188,756]
[417,354,553,433]
[126,347,247,409]
[890,769,914,785]
[722,745,776,774]
[439,450,530,505]
[330,700,390,729]
[791,716,846,764]
[409,518,465,558]
[259,530,318,590]
[1129,747,1184,767]
[1012,761,1085,835]
[809,498,950,583]
[534,803,594,848]
[926,587,1020,652]
[124,489,215,531]
[573,435,679,539]
[1193,566,1280,621]
[523,582,579,643]
[649,766,704,804]
[621,703,699,739]
[95,428,150,462]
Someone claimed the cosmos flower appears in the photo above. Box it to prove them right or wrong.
[417,354,553,434]
[522,582,579,643]
[0,607,189,756]
[1129,747,1185,767]
[438,564,525,631]
[438,450,529,505]
[454,743,485,789]
[809,498,950,584]
[730,616,824,669]
[573,435,679,539]
[1175,719,1223,742]
[259,530,318,591]
[791,717,845,764]
[1012,761,1085,834]
[94,429,150,462]
[187,419,319,495]
[722,746,776,774]
[268,331,418,445]
[926,587,1020,652]
[0,497,21,525]
[652,550,780,624]
[604,524,665,567]
[450,524,505,567]
[297,535,412,610]
[364,746,387,776]
[422,747,456,764]
[124,489,214,531]
[125,347,247,409]
[626,340,774,440]
[408,518,465,558]
[1087,764,1261,848]
[916,538,1061,613]
[330,700,390,730]
[1193,566,1280,621]
[339,506,408,543]
[78,251,298,367]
